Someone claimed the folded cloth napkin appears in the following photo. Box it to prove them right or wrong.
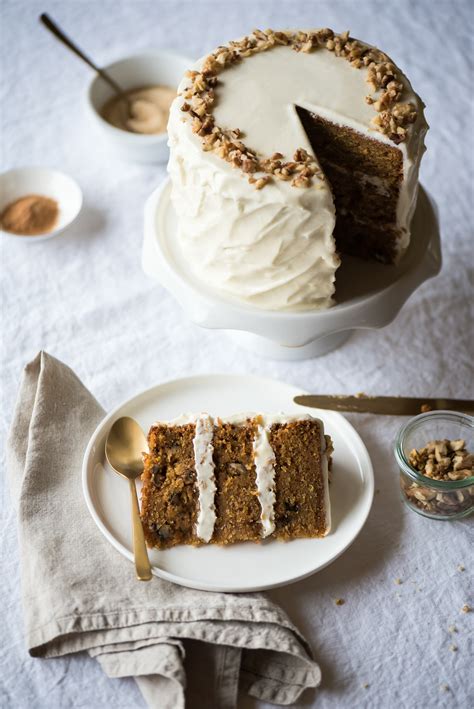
[7,352,321,708]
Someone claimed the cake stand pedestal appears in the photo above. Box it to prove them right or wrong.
[227,329,352,360]
[142,179,441,360]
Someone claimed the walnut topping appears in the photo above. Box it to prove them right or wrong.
[408,440,473,482]
[255,176,270,189]
[401,439,473,518]
[180,27,418,188]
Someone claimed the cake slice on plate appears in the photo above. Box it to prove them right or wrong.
[140,413,332,549]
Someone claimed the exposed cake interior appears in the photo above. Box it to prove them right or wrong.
[141,423,199,546]
[296,107,404,263]
[141,413,332,549]
[270,420,329,538]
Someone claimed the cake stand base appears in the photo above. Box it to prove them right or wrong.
[226,329,352,360]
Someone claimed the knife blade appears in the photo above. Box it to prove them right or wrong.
[293,395,474,416]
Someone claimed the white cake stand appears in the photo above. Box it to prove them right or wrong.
[142,179,441,360]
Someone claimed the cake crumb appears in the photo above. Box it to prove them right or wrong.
[362,682,369,689]
[394,578,402,585]
[458,564,465,572]
[334,598,345,606]
[449,644,458,652]
[448,625,458,634]
[440,684,449,693]
[461,604,471,613]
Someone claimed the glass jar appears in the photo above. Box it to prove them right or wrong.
[394,411,474,520]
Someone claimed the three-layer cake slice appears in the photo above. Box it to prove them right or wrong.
[140,413,332,549]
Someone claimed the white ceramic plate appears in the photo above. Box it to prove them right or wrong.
[83,374,374,592]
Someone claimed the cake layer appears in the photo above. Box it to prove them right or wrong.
[211,420,262,544]
[141,423,199,547]
[140,413,332,549]
[270,420,329,538]
[321,161,399,222]
[296,108,404,178]
[334,214,401,263]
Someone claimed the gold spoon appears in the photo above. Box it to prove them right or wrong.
[105,416,152,581]
[39,13,130,108]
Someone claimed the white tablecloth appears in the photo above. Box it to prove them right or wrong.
[1,1,472,707]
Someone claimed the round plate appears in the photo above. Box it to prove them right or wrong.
[82,374,374,592]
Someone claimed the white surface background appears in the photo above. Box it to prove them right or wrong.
[1,1,473,708]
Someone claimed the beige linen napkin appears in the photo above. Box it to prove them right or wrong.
[7,352,321,708]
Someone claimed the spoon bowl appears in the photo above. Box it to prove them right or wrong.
[105,416,147,479]
[105,416,152,581]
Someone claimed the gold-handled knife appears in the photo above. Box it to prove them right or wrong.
[293,395,474,416]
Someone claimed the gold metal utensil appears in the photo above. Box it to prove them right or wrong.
[293,394,474,415]
[39,13,129,105]
[105,416,152,581]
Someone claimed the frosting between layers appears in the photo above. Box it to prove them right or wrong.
[192,414,217,542]
[252,417,277,537]
[167,33,428,311]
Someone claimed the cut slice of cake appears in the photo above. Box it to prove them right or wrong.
[140,413,332,549]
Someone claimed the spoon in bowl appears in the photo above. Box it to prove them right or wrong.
[39,13,130,109]
[105,416,152,581]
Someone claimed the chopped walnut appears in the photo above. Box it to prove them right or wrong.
[408,440,473,482]
[401,439,473,518]
[254,176,270,189]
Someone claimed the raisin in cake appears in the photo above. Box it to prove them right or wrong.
[140,413,332,549]
[167,28,428,311]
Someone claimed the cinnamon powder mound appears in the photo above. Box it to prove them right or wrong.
[1,194,59,236]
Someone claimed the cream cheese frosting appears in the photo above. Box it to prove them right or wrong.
[167,29,428,311]
[192,414,217,542]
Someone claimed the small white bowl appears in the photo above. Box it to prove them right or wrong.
[86,51,193,164]
[0,167,83,243]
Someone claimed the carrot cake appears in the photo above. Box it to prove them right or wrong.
[140,413,332,549]
[167,28,428,311]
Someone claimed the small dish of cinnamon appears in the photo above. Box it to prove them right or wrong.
[0,167,83,242]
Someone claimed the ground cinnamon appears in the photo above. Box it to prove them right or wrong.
[1,194,59,236]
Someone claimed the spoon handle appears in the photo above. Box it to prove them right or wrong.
[128,478,152,581]
[39,13,125,97]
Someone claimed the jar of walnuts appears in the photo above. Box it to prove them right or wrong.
[394,411,473,520]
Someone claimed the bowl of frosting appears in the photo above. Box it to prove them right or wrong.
[87,51,192,163]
